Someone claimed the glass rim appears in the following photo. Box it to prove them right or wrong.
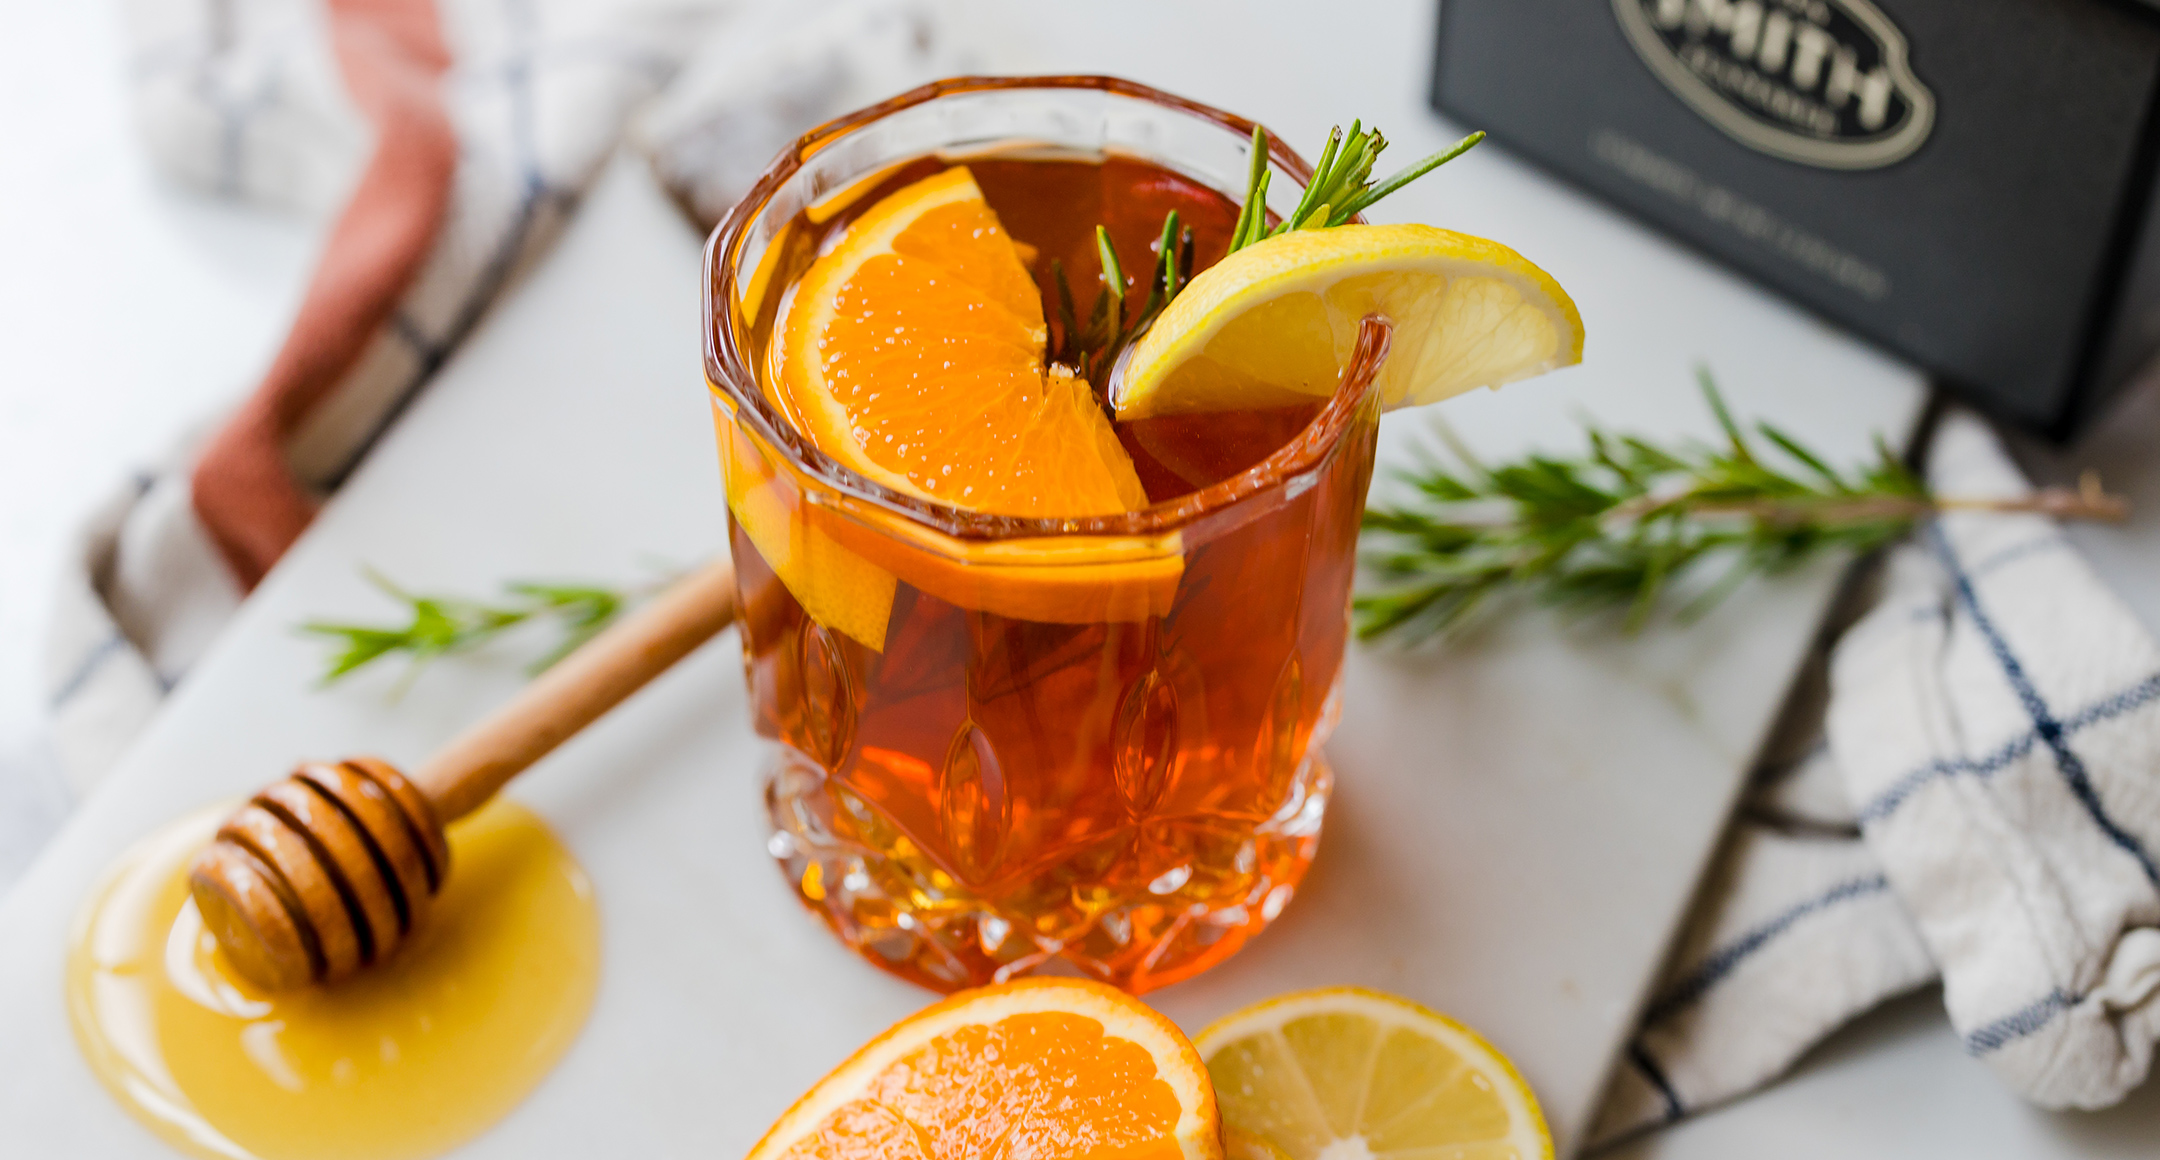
[701,74,1382,542]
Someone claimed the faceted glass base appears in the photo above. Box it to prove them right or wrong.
[763,749,1331,994]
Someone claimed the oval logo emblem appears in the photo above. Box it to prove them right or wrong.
[1613,0,1935,169]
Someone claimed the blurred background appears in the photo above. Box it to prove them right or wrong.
[0,3,324,880]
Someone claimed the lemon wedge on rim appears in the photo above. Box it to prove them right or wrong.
[1195,986,1552,1160]
[1112,224,1582,420]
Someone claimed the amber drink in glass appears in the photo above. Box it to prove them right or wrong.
[702,77,1389,993]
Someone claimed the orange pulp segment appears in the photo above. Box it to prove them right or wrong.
[775,166,1148,518]
[714,398,1183,644]
[714,404,898,651]
[748,978,1222,1160]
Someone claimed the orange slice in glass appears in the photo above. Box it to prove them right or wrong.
[775,166,1148,517]
[748,978,1222,1160]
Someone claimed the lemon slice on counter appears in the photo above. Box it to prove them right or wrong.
[1112,224,1583,420]
[1195,986,1552,1160]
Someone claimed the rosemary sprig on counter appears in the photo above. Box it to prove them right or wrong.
[302,569,643,689]
[1355,373,2129,644]
[1053,123,1488,382]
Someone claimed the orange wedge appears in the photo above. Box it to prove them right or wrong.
[776,166,1148,517]
[749,978,1222,1160]
[714,397,1184,646]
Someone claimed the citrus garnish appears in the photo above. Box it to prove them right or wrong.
[747,978,1222,1160]
[1223,1126,1297,1160]
[777,166,1148,517]
[1194,986,1552,1160]
[1112,223,1583,420]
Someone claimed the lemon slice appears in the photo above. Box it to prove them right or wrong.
[1223,1127,1297,1160]
[1112,224,1582,420]
[1194,986,1552,1160]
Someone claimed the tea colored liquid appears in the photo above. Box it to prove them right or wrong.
[727,151,1375,993]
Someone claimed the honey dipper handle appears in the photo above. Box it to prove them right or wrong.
[411,557,739,821]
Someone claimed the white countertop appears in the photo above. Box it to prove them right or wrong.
[0,0,2150,1157]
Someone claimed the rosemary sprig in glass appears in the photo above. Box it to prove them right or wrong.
[1355,373,2129,644]
[1052,123,1488,384]
[1049,213,1194,386]
[1227,123,1487,253]
[302,569,646,691]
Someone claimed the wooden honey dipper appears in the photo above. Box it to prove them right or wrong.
[188,558,739,991]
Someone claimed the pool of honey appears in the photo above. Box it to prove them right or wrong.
[68,800,599,1160]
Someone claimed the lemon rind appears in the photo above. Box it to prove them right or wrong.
[1114,224,1584,421]
[1192,985,1553,1160]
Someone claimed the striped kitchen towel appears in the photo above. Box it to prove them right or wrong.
[44,0,735,794]
[634,0,972,232]
[1592,410,2160,1144]
[42,0,975,805]
[1588,587,1937,1146]
[1832,413,2160,1105]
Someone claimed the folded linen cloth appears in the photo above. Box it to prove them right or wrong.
[1591,411,2160,1146]
[1833,415,2160,1105]
[45,0,738,796]
[1587,627,1936,1145]
[634,0,974,231]
[44,0,978,805]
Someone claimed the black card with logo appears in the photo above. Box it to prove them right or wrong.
[1433,0,2160,437]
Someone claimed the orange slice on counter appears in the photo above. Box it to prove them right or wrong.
[775,166,1148,517]
[747,977,1222,1160]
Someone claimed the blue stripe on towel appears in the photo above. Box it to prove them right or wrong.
[1627,1040,1686,1122]
[326,0,572,492]
[1964,989,2076,1055]
[389,311,440,363]
[1929,523,2160,887]
[1967,533,2067,580]
[1860,755,1982,825]
[50,634,126,710]
[1642,875,1892,1025]
[1858,671,2160,823]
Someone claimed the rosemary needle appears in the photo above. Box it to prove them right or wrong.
[301,569,647,691]
[1057,120,1487,382]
